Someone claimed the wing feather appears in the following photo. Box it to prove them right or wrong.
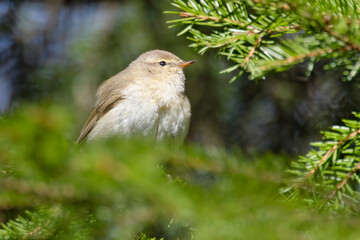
[76,95,123,144]
[76,68,133,143]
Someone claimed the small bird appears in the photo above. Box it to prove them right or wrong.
[76,49,196,144]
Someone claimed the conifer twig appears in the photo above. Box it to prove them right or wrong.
[323,26,360,53]
[179,12,257,32]
[24,226,42,238]
[328,162,360,199]
[307,129,360,178]
[259,45,354,72]
[259,47,334,72]
[242,36,263,67]
[179,12,300,34]
[252,0,292,10]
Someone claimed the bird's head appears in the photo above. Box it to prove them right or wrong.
[130,49,196,79]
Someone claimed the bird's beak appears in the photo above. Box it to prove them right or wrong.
[178,60,197,68]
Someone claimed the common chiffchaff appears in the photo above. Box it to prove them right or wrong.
[76,49,196,144]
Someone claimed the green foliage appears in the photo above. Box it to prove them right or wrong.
[0,207,93,240]
[167,0,360,81]
[136,233,163,240]
[2,104,360,239]
[285,112,360,213]
[167,0,360,216]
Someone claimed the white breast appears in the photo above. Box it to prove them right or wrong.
[87,82,191,143]
[156,97,191,142]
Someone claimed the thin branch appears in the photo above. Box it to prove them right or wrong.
[179,12,300,34]
[259,47,334,72]
[252,0,292,10]
[242,36,263,67]
[180,11,250,28]
[195,34,243,49]
[255,0,360,54]
[1,178,75,201]
[24,226,42,239]
[21,218,52,239]
[307,129,360,179]
[328,162,360,199]
[323,26,360,53]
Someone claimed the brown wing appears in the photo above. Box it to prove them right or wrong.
[76,95,123,144]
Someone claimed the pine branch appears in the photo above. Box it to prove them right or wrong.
[179,11,300,34]
[259,47,335,72]
[242,35,263,68]
[323,26,360,53]
[179,11,251,28]
[167,0,360,81]
[0,207,93,240]
[307,129,360,179]
[329,162,360,199]
[0,208,57,239]
[286,113,360,211]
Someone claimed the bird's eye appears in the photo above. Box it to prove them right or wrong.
[159,61,166,66]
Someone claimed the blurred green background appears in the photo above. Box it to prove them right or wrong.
[2,0,360,155]
[2,104,360,240]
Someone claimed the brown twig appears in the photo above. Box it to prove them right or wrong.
[328,162,360,199]
[307,129,360,179]
[323,26,360,53]
[259,47,334,72]
[242,36,263,67]
[180,11,247,27]
[179,12,300,34]
[252,0,360,53]
[24,226,42,239]
[22,219,52,239]
[252,0,292,10]
[1,178,75,200]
